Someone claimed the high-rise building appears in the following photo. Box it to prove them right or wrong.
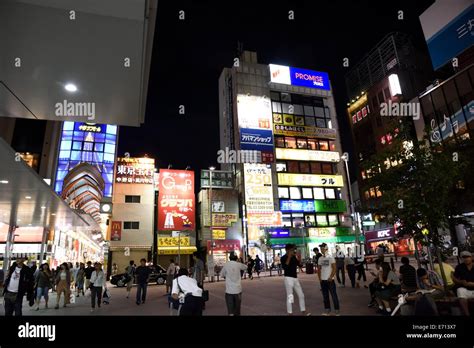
[218,51,354,263]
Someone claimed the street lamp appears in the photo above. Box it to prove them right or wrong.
[340,153,359,246]
[208,166,216,282]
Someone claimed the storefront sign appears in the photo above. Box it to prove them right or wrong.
[247,212,282,226]
[364,228,395,242]
[280,200,315,212]
[268,228,290,238]
[212,213,238,227]
[277,173,343,187]
[314,200,347,213]
[240,128,274,151]
[157,246,197,255]
[116,157,155,184]
[273,124,337,139]
[158,169,195,231]
[275,148,339,162]
[110,221,122,241]
[244,164,274,213]
[269,64,330,91]
[237,94,273,130]
[201,170,233,189]
[308,227,336,238]
[208,239,241,252]
[212,229,226,240]
[158,236,191,247]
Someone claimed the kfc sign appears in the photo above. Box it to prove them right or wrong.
[364,228,395,242]
[158,169,195,231]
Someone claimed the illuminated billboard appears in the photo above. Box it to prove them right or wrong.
[278,173,344,187]
[157,169,195,231]
[115,157,155,184]
[275,148,340,162]
[55,121,117,197]
[274,124,337,139]
[244,163,274,213]
[269,64,330,91]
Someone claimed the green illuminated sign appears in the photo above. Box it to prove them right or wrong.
[314,200,346,213]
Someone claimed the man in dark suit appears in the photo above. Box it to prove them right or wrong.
[3,256,34,316]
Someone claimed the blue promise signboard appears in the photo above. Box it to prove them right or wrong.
[280,200,315,212]
[289,67,330,91]
[240,128,274,151]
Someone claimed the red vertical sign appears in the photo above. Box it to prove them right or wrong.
[158,169,195,231]
[111,221,122,241]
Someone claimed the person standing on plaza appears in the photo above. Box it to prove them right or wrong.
[3,256,34,316]
[68,262,75,291]
[125,260,135,299]
[84,261,94,294]
[166,259,176,294]
[317,243,340,316]
[247,256,254,280]
[345,248,357,288]
[274,253,282,276]
[254,255,263,278]
[34,263,52,310]
[220,253,247,316]
[312,248,322,266]
[90,262,105,312]
[75,263,85,297]
[171,268,203,316]
[54,263,71,309]
[281,244,310,316]
[111,263,118,276]
[335,246,346,288]
[135,258,151,305]
[355,253,367,288]
[192,252,205,288]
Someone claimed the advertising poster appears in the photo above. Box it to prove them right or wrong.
[244,163,274,213]
[110,221,122,241]
[158,169,195,231]
[115,157,155,184]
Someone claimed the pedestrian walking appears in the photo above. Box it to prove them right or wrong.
[335,246,346,287]
[220,253,247,316]
[247,256,254,280]
[254,255,263,278]
[171,268,204,316]
[274,253,282,276]
[54,263,71,309]
[3,256,34,316]
[345,248,357,288]
[75,263,85,297]
[125,260,135,299]
[34,263,52,310]
[192,252,205,287]
[84,261,94,293]
[238,257,246,279]
[317,243,340,316]
[135,259,151,305]
[355,254,367,288]
[68,262,75,291]
[90,262,106,312]
[281,244,310,316]
[166,259,176,294]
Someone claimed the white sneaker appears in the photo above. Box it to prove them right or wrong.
[322,312,330,316]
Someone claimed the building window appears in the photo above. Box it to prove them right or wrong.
[278,187,289,199]
[124,221,140,229]
[310,162,322,174]
[289,187,301,199]
[272,102,282,113]
[287,161,299,173]
[270,91,280,101]
[296,138,307,149]
[300,162,310,173]
[316,214,328,227]
[329,141,336,151]
[369,188,376,198]
[316,118,326,128]
[302,188,313,199]
[282,214,292,227]
[276,162,287,172]
[328,214,339,226]
[322,163,333,174]
[275,136,285,148]
[313,187,325,200]
[305,215,316,227]
[307,139,318,150]
[125,195,141,203]
[325,188,336,199]
[292,214,304,228]
[376,186,383,197]
[285,137,297,149]
[319,141,329,151]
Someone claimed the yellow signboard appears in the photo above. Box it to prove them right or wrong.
[274,125,337,139]
[277,173,344,187]
[212,213,238,227]
[212,229,226,240]
[157,246,197,255]
[158,236,190,247]
[275,148,340,162]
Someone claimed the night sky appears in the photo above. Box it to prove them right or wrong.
[118,0,435,182]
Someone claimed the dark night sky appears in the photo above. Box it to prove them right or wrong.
[118,0,435,181]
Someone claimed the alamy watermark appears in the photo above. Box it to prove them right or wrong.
[217,147,259,164]
[18,323,56,341]
[55,100,95,120]
[380,100,420,120]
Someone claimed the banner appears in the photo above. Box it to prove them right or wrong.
[247,212,282,226]
[314,199,347,213]
[115,157,155,184]
[244,163,274,213]
[212,213,238,227]
[275,148,339,162]
[158,236,190,247]
[273,124,337,139]
[212,229,226,240]
[277,173,344,187]
[110,221,122,241]
[158,169,195,231]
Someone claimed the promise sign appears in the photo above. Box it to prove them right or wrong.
[158,169,195,231]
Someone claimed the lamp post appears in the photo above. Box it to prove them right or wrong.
[340,153,359,246]
[209,166,215,278]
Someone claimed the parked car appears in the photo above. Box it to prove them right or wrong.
[110,265,167,287]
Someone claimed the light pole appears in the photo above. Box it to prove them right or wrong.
[340,153,359,246]
[209,166,215,279]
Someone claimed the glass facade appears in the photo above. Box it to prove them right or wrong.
[55,121,118,197]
